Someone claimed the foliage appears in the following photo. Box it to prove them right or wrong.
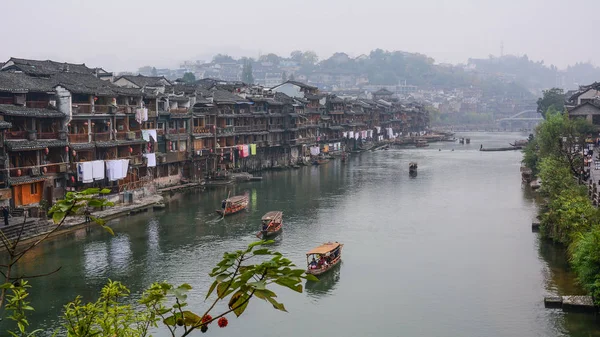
[181,72,196,83]
[537,88,565,118]
[3,281,42,337]
[570,226,600,301]
[0,189,114,335]
[521,137,539,176]
[60,240,316,336]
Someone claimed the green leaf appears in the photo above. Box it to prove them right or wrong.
[304,274,319,282]
[275,278,302,293]
[52,211,65,224]
[247,241,265,249]
[91,216,106,226]
[228,290,250,317]
[182,311,202,326]
[247,281,266,290]
[101,225,114,236]
[266,296,287,312]
[216,282,229,298]
[100,188,111,194]
[87,199,105,208]
[253,288,277,300]
[205,280,218,300]
[252,248,271,255]
[216,274,230,282]
[178,283,192,290]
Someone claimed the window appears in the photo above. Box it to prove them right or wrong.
[157,122,164,130]
[30,183,38,195]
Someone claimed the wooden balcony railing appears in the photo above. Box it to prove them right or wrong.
[5,131,27,139]
[235,126,251,132]
[26,101,49,109]
[94,132,111,141]
[170,108,189,114]
[251,125,268,131]
[69,133,89,143]
[116,131,142,140]
[72,104,92,114]
[217,126,235,135]
[178,128,187,134]
[94,105,112,113]
[37,132,59,139]
[9,162,68,177]
[193,127,212,134]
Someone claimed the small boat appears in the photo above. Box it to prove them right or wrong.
[466,138,471,144]
[509,139,529,147]
[459,138,465,144]
[306,242,343,276]
[259,211,283,238]
[312,158,330,165]
[409,162,418,173]
[216,195,248,216]
[415,139,429,148]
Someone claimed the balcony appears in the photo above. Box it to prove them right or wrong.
[94,132,111,141]
[69,133,89,143]
[251,125,268,132]
[72,103,92,114]
[193,126,212,134]
[9,162,68,177]
[157,129,165,136]
[26,101,49,109]
[94,105,112,113]
[166,151,187,163]
[217,126,235,135]
[37,132,59,140]
[178,127,187,134]
[170,108,189,114]
[115,105,134,114]
[5,130,28,140]
[235,126,251,133]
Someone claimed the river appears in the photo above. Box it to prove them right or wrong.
[9,132,600,337]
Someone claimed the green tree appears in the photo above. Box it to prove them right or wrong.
[61,240,315,336]
[182,72,196,83]
[289,73,295,81]
[242,60,254,84]
[212,54,235,63]
[537,88,565,118]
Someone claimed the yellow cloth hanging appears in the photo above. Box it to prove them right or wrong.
[250,144,257,155]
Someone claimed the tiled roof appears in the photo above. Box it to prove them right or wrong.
[0,72,55,93]
[115,75,172,88]
[0,105,64,118]
[70,142,95,150]
[3,58,96,76]
[5,139,68,151]
[0,120,12,129]
[8,176,48,186]
[212,90,248,104]
[374,88,393,95]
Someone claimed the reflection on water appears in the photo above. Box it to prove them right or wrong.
[305,262,342,299]
[7,132,600,337]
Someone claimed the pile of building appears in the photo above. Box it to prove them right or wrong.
[0,58,429,210]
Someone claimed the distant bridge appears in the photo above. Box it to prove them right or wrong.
[497,110,543,130]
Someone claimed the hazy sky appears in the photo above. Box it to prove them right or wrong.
[2,0,598,72]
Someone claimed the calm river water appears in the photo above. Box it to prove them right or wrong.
[10,132,600,336]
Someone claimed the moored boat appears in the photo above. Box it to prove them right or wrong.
[510,139,529,147]
[306,242,343,276]
[260,211,283,238]
[415,139,429,148]
[312,158,330,165]
[216,195,248,216]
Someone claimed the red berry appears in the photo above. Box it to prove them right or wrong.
[217,317,228,328]
[202,315,212,324]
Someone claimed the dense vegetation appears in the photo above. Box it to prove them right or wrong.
[523,111,600,302]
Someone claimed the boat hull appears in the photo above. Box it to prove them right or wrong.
[261,225,282,238]
[215,200,248,216]
[306,257,342,276]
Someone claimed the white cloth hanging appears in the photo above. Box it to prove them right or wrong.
[120,159,129,178]
[91,160,105,181]
[77,162,93,183]
[144,153,156,167]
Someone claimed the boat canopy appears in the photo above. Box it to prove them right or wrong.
[262,211,282,221]
[306,242,342,255]
[227,195,247,203]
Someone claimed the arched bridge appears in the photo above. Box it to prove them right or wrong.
[497,110,543,130]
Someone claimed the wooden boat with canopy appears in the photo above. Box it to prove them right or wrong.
[306,242,343,276]
[215,195,248,216]
[259,211,283,238]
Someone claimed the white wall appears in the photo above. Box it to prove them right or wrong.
[113,78,140,88]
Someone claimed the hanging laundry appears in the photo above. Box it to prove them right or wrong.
[368,130,373,138]
[355,133,359,140]
[242,145,250,158]
[348,131,354,139]
[310,146,320,156]
[142,108,148,122]
[250,144,257,155]
[143,153,156,167]
[77,162,94,183]
[91,160,105,181]
[142,130,150,142]
[342,132,347,138]
[120,159,129,179]
[148,129,157,143]
[375,126,381,134]
[135,108,143,124]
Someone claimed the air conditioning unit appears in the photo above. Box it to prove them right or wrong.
[126,131,135,140]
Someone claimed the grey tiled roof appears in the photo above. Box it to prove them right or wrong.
[8,176,48,186]
[0,120,12,129]
[0,104,65,118]
[5,139,68,151]
[115,75,172,88]
[70,142,95,150]
[0,72,55,93]
[4,58,96,76]
[211,90,248,104]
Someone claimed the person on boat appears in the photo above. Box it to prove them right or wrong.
[309,258,317,269]
[262,221,269,231]
[221,199,227,209]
